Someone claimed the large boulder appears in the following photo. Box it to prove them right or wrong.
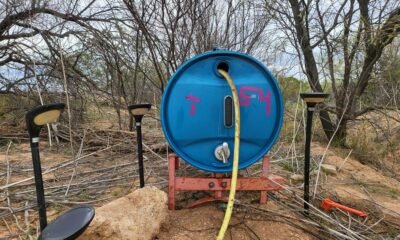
[79,186,168,240]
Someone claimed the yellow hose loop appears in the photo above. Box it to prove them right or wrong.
[216,69,240,240]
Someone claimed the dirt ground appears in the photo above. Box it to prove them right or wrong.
[158,204,316,240]
[311,143,400,217]
[1,119,400,239]
[156,141,400,239]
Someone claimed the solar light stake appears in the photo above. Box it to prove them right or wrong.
[304,104,314,214]
[300,93,329,214]
[128,104,152,188]
[31,140,47,230]
[136,121,145,188]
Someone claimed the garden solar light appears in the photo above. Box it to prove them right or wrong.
[128,103,152,188]
[26,103,95,239]
[300,92,329,214]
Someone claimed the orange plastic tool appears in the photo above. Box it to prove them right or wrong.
[321,198,368,217]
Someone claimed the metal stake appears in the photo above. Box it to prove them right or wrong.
[135,120,145,188]
[304,103,315,214]
[30,140,48,230]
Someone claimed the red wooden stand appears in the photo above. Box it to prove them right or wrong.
[168,154,285,210]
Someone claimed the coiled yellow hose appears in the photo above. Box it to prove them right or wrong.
[216,69,240,240]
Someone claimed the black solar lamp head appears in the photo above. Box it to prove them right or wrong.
[25,103,95,239]
[300,92,329,107]
[128,103,152,123]
[26,103,66,139]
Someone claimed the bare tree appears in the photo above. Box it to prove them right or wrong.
[122,0,272,92]
[266,0,400,144]
[0,0,118,128]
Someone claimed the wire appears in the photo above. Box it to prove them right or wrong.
[216,69,240,240]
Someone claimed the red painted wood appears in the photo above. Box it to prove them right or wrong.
[167,154,285,210]
[174,176,284,191]
[168,154,177,210]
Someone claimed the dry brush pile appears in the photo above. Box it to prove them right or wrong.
[0,114,399,239]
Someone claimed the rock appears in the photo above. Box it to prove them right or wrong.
[79,186,168,240]
[321,164,337,175]
[290,174,304,183]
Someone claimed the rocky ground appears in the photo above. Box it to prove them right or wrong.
[1,117,400,239]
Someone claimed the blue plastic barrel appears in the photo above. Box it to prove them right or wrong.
[161,50,283,172]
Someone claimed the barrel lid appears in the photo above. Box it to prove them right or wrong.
[161,50,283,172]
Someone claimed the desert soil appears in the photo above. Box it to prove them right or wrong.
[1,139,400,239]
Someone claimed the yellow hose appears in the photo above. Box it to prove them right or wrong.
[216,69,240,240]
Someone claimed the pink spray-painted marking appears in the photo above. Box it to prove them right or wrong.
[185,94,201,116]
[239,86,271,115]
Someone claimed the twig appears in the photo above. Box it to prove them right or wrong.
[65,129,87,197]
[5,141,12,207]
[142,142,167,161]
[0,143,124,190]
[338,149,353,171]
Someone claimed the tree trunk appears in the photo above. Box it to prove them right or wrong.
[319,110,335,140]
[334,119,348,147]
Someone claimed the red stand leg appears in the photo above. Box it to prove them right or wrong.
[168,154,177,210]
[168,154,284,210]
